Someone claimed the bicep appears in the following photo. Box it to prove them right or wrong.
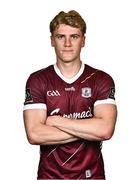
[94,104,117,131]
[23,109,47,134]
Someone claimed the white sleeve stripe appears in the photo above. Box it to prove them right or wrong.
[94,99,116,106]
[23,103,47,110]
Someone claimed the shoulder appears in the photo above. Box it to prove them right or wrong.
[26,65,54,86]
[84,64,97,74]
[30,65,54,78]
[27,65,54,82]
[84,64,116,101]
[85,64,114,82]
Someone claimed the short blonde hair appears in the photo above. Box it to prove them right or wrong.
[50,10,86,35]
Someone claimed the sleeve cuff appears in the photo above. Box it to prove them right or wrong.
[94,98,116,107]
[23,103,47,110]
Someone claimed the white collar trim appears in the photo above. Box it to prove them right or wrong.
[54,63,85,84]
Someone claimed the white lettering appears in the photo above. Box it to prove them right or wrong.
[47,90,60,96]
[50,108,60,115]
[65,87,75,91]
[50,107,92,119]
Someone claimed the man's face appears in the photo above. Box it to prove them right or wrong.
[51,24,85,63]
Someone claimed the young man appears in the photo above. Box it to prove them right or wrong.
[23,10,117,179]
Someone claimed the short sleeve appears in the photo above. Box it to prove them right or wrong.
[23,73,47,110]
[94,71,116,106]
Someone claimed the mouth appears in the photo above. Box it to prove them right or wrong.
[62,50,73,53]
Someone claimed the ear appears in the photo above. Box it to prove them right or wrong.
[82,36,86,47]
[51,36,55,47]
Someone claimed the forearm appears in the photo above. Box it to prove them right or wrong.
[48,116,116,141]
[28,123,79,145]
[48,105,117,141]
[51,117,104,141]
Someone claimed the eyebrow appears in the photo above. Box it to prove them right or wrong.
[54,34,80,37]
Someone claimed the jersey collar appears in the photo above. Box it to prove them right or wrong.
[54,62,85,84]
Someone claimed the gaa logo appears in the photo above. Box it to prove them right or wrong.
[47,90,61,96]
[82,87,91,98]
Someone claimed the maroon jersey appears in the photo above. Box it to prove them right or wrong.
[24,63,116,179]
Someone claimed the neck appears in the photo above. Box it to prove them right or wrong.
[56,60,82,79]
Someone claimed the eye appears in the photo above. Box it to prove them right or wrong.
[55,34,65,40]
[71,34,79,40]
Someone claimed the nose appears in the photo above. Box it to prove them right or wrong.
[64,37,72,47]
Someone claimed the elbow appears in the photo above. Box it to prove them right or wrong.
[102,132,113,141]
[101,128,114,141]
[27,132,40,145]
[28,138,37,145]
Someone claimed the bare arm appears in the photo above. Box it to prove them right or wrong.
[46,104,117,141]
[23,109,79,145]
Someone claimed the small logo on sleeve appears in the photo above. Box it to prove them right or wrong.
[25,88,33,102]
[109,87,115,99]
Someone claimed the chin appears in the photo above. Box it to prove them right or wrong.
[61,59,78,64]
[62,59,73,63]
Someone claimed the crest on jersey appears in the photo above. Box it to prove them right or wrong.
[82,87,91,98]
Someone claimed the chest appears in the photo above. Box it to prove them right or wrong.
[45,78,97,118]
